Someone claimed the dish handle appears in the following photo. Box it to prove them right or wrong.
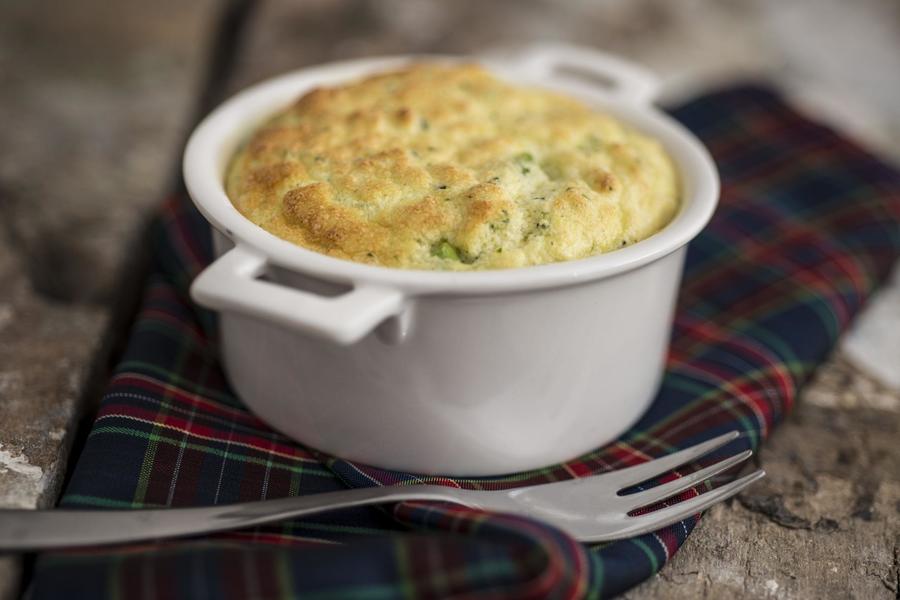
[190,245,406,345]
[508,43,660,105]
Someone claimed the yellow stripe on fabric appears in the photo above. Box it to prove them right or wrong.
[108,550,125,600]
[132,333,191,505]
[93,414,322,465]
[276,549,295,600]
[392,537,417,600]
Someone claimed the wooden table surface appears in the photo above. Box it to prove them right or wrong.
[1,1,898,598]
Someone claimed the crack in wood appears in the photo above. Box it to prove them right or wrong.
[739,493,814,530]
[738,493,843,533]
[884,543,900,597]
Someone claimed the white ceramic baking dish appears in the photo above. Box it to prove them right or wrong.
[183,44,719,476]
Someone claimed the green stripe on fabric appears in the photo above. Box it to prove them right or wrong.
[118,360,239,405]
[631,538,660,574]
[87,426,335,478]
[167,356,207,506]
[612,360,815,456]
[133,320,212,352]
[664,378,760,447]
[285,521,396,536]
[588,556,604,600]
[635,359,815,445]
[293,584,416,600]
[65,494,155,508]
[423,557,521,591]
[134,334,191,505]
[289,461,302,497]
[683,278,851,360]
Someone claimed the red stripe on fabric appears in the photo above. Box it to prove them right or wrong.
[140,308,210,347]
[670,314,795,401]
[97,408,313,461]
[110,373,263,425]
[564,461,595,478]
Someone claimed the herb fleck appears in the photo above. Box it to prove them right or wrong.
[515,152,534,175]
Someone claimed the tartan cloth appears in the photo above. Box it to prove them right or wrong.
[32,85,900,599]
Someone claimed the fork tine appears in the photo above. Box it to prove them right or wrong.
[622,449,753,508]
[607,430,742,489]
[587,469,766,542]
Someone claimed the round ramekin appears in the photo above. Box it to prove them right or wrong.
[183,44,719,476]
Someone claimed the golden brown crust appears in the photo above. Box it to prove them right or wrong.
[226,63,679,270]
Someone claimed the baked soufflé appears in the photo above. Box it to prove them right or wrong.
[226,64,679,270]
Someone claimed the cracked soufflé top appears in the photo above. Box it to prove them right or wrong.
[225,63,679,270]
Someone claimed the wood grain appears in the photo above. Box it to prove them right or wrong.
[0,1,219,597]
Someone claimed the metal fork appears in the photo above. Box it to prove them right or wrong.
[0,431,763,550]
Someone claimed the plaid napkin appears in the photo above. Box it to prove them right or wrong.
[33,85,900,599]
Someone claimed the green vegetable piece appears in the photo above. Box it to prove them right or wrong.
[432,240,461,261]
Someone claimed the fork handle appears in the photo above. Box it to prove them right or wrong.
[0,485,463,551]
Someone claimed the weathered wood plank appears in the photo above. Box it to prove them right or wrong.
[624,351,900,599]
[228,0,900,158]
[0,1,220,597]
